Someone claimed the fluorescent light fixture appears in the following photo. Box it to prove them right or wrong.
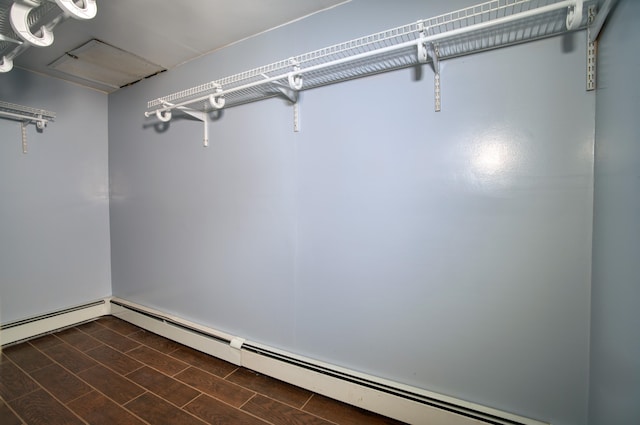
[48,39,164,89]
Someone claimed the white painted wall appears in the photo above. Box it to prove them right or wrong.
[589,0,640,423]
[108,1,595,424]
[0,69,111,323]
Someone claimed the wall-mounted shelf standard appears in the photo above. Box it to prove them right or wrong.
[0,100,55,153]
[145,0,611,144]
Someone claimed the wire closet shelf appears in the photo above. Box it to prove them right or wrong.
[0,100,56,153]
[0,100,55,125]
[145,0,598,119]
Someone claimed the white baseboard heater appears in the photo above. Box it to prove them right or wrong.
[0,297,549,425]
[0,299,110,346]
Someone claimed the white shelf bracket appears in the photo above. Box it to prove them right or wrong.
[0,101,54,154]
[588,0,617,43]
[427,43,441,112]
[586,5,597,91]
[288,60,302,132]
[179,107,209,147]
[417,25,441,112]
[271,86,300,132]
[21,121,28,153]
[293,102,300,133]
[262,66,302,133]
[19,118,45,154]
[145,100,209,147]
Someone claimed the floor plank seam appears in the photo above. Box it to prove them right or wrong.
[300,392,314,410]
[11,369,91,425]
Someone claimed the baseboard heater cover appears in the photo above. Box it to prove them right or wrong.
[109,298,242,365]
[243,343,511,424]
[0,299,110,346]
[109,298,548,425]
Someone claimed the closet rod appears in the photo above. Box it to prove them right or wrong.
[0,109,45,122]
[0,102,55,123]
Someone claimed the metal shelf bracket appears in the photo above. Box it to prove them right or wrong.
[177,104,210,148]
[176,106,209,147]
[293,102,300,133]
[588,0,617,43]
[586,5,597,91]
[287,60,302,132]
[585,0,617,91]
[418,23,441,112]
[264,62,302,133]
[182,107,209,147]
[20,121,28,153]
[22,115,47,153]
[0,101,54,154]
[428,43,441,112]
[145,100,209,147]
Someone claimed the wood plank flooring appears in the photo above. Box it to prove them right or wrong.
[0,316,406,425]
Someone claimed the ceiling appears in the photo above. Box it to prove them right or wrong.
[1,0,350,93]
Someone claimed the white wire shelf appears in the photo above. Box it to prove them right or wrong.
[0,100,55,123]
[0,100,56,153]
[146,0,602,121]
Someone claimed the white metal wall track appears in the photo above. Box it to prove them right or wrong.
[144,0,614,144]
[0,100,55,153]
[0,0,97,72]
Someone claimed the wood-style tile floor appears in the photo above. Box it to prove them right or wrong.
[0,316,406,425]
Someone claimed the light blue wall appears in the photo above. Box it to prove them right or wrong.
[109,1,595,423]
[0,69,111,323]
[589,1,640,424]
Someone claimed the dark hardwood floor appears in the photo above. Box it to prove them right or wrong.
[0,316,406,425]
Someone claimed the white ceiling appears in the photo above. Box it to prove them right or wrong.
[11,0,350,92]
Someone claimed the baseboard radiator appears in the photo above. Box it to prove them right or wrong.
[0,299,110,346]
[0,297,549,425]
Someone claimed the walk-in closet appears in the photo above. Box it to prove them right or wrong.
[1,1,638,424]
